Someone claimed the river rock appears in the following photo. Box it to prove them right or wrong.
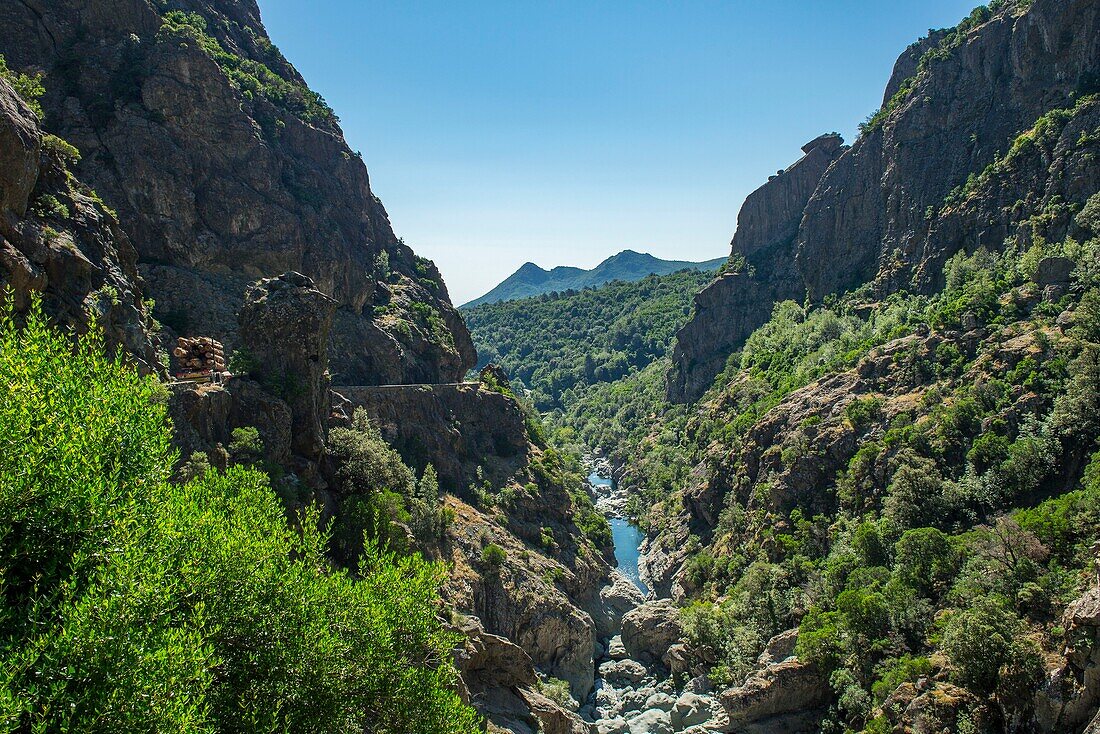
[622,599,683,665]
[597,717,629,734]
[627,708,673,734]
[607,635,628,660]
[718,659,829,730]
[671,692,721,730]
[619,687,655,715]
[520,688,595,734]
[592,570,647,638]
[599,659,648,687]
[644,691,677,712]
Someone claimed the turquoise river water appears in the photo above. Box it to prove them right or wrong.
[588,472,649,595]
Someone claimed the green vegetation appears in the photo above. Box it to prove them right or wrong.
[328,408,454,562]
[0,298,479,732]
[464,267,717,410]
[562,225,1100,730]
[158,11,336,126]
[0,54,44,118]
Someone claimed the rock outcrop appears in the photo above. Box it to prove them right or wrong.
[0,0,475,385]
[1036,587,1100,733]
[879,680,992,734]
[336,382,531,496]
[454,616,594,734]
[0,78,157,371]
[238,272,336,459]
[669,0,1100,404]
[667,134,845,402]
[717,658,829,733]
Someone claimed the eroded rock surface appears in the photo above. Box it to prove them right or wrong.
[238,272,336,459]
[0,78,157,371]
[670,0,1100,404]
[0,0,474,385]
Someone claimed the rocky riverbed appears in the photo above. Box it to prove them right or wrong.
[580,466,728,733]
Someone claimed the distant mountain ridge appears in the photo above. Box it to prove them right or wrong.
[461,250,726,308]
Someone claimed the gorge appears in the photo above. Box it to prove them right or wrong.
[1,0,1100,733]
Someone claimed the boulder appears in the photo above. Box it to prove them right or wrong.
[718,659,829,730]
[238,272,337,459]
[756,628,799,667]
[520,688,595,734]
[454,616,536,692]
[1034,256,1075,287]
[627,708,674,734]
[643,691,677,712]
[607,635,629,660]
[596,717,629,734]
[670,692,721,731]
[598,659,648,687]
[622,599,683,665]
[592,570,647,638]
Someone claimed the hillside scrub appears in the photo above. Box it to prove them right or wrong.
[573,229,1100,730]
[0,299,480,733]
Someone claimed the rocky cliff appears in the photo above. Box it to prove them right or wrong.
[337,379,615,704]
[0,0,474,384]
[670,0,1100,403]
[0,77,158,371]
[667,134,846,402]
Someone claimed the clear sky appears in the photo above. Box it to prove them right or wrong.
[258,0,980,306]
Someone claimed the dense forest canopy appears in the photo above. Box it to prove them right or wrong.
[463,267,720,410]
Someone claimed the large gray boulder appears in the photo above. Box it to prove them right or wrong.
[627,708,673,734]
[718,659,829,731]
[621,599,683,665]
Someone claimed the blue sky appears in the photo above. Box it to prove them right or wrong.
[259,0,980,305]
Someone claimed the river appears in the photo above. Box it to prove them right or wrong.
[588,470,649,596]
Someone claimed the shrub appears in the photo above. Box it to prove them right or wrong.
[0,53,44,118]
[227,425,264,466]
[480,543,507,570]
[941,598,1024,695]
[0,297,480,732]
[845,396,885,430]
[893,527,960,600]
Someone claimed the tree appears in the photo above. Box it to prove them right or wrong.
[884,453,946,530]
[941,598,1025,695]
[893,527,960,600]
[0,299,480,733]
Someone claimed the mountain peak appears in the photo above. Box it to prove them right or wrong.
[462,251,726,308]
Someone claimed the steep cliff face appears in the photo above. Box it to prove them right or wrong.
[667,134,845,402]
[0,77,158,371]
[797,0,1100,300]
[0,0,475,384]
[670,0,1100,404]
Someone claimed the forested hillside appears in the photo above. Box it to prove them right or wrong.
[463,267,720,410]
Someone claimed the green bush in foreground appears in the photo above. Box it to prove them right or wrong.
[0,300,479,733]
